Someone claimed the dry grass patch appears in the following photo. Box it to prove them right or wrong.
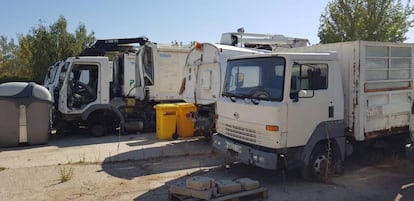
[58,166,74,183]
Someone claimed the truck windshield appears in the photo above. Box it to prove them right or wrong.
[223,57,285,101]
[44,61,61,85]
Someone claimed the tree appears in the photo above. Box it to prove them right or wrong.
[4,16,96,83]
[0,36,21,81]
[27,16,96,83]
[318,0,414,43]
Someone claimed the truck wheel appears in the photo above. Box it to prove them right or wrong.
[302,142,343,182]
[88,113,107,137]
[90,123,107,137]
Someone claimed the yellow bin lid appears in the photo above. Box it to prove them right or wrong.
[154,103,178,109]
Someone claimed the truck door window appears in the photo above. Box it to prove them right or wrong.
[142,46,154,86]
[67,64,99,109]
[290,63,328,99]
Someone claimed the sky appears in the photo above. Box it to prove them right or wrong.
[1,0,414,45]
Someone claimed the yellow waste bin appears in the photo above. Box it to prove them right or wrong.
[154,104,178,140]
[176,103,197,137]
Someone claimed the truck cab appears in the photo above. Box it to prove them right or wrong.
[57,57,109,114]
[213,52,346,181]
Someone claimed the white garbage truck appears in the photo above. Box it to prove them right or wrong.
[212,41,413,181]
[53,37,191,136]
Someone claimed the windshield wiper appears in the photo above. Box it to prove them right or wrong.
[222,92,246,101]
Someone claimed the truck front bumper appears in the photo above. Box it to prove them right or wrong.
[212,133,278,170]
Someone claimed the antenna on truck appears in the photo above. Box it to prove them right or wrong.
[79,36,150,56]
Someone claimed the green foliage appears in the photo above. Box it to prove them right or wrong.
[0,16,95,83]
[0,36,19,79]
[318,0,414,43]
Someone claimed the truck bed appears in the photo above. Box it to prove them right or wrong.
[286,41,414,141]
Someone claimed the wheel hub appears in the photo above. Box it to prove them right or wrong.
[313,155,329,173]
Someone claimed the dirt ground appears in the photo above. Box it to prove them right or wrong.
[0,134,414,201]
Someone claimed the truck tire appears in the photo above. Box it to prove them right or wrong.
[87,111,108,137]
[302,142,344,182]
[87,109,121,137]
[90,123,107,137]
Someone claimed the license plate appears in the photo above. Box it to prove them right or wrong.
[225,141,242,153]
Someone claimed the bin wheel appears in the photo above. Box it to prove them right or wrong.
[172,132,178,140]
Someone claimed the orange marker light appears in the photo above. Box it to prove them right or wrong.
[195,42,202,49]
[266,125,279,132]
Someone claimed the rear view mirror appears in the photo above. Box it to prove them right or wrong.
[236,72,244,87]
[298,90,314,98]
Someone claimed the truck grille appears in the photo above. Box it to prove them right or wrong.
[222,123,259,143]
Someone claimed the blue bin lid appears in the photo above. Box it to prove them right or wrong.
[0,82,52,103]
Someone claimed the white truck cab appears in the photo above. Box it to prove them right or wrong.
[57,56,110,114]
[213,52,346,181]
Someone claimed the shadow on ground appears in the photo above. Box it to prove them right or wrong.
[0,130,157,151]
[101,138,213,180]
[131,146,414,201]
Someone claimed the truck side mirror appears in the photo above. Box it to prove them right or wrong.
[298,89,314,98]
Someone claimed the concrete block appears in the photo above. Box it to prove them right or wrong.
[186,176,215,190]
[235,178,260,190]
[169,181,191,197]
[169,181,214,200]
[190,188,214,200]
[215,180,242,194]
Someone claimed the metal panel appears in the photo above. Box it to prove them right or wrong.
[151,46,191,101]
[18,105,28,143]
[286,41,414,141]
[360,42,413,140]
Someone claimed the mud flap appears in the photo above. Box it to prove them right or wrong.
[406,144,414,161]
[410,102,414,143]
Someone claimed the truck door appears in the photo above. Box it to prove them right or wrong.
[182,62,221,105]
[182,43,222,105]
[135,46,154,101]
[287,62,333,147]
[59,61,100,114]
